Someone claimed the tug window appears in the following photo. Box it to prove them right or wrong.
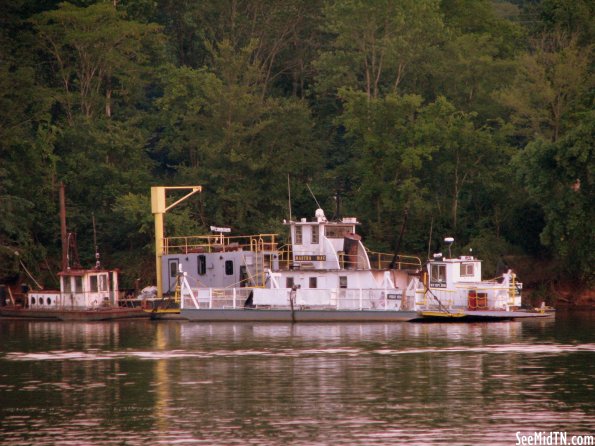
[225,260,234,276]
[430,264,446,286]
[309,277,317,289]
[74,276,82,293]
[339,276,348,288]
[325,225,353,238]
[295,226,302,244]
[63,277,72,293]
[90,275,98,292]
[286,277,294,288]
[197,255,206,275]
[311,226,319,244]
[460,263,475,277]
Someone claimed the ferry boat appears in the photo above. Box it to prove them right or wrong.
[157,208,549,322]
[0,184,148,321]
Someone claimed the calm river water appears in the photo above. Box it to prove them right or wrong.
[0,312,593,445]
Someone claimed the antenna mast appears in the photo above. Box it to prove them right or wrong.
[59,182,68,272]
[92,212,101,269]
[287,174,292,221]
[306,183,322,210]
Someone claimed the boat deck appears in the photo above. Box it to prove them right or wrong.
[0,306,149,321]
[416,309,554,322]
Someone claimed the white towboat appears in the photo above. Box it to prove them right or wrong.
[157,209,550,322]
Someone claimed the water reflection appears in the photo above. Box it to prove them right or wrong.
[0,314,593,445]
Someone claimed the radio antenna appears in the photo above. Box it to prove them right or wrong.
[92,212,101,269]
[426,217,434,261]
[287,174,292,221]
[306,183,322,210]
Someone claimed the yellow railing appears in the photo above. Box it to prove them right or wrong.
[366,251,422,270]
[277,245,292,270]
[163,233,279,255]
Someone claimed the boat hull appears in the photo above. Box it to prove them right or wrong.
[180,308,419,322]
[416,309,554,322]
[180,308,554,323]
[0,306,150,321]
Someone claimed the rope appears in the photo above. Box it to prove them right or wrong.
[421,274,451,314]
[19,259,43,290]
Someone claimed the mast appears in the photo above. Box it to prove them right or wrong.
[388,208,409,269]
[60,182,68,272]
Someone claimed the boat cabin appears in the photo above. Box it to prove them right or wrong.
[162,209,423,306]
[426,250,521,311]
[27,269,119,309]
[287,209,370,271]
[428,254,482,289]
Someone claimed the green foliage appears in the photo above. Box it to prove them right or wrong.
[0,0,592,291]
[516,111,594,283]
[154,41,319,233]
[497,32,592,143]
[316,0,444,99]
[30,1,165,123]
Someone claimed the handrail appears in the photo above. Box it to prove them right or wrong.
[164,233,279,255]
[366,250,422,270]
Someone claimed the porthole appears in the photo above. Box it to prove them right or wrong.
[47,297,52,305]
[31,297,36,305]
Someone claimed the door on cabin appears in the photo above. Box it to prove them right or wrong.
[168,258,179,293]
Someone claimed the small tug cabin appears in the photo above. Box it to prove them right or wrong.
[28,269,119,309]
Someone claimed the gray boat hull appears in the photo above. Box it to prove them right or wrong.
[181,308,420,322]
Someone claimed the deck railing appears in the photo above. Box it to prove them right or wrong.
[164,233,279,255]
[181,287,412,311]
[366,251,422,270]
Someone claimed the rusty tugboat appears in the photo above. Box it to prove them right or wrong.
[0,184,148,321]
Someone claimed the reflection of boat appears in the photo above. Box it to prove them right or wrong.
[0,184,148,321]
[157,208,550,322]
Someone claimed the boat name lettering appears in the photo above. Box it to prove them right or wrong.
[295,255,326,262]
[430,282,447,288]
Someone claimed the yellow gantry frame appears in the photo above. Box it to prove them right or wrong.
[151,186,202,298]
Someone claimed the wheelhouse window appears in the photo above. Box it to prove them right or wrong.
[311,226,319,244]
[74,276,82,293]
[325,225,354,238]
[460,262,475,277]
[90,275,98,292]
[225,260,234,276]
[295,226,302,244]
[430,264,446,288]
[309,277,317,289]
[63,277,72,293]
[98,274,107,292]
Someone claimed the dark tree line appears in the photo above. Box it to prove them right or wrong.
[0,0,592,292]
